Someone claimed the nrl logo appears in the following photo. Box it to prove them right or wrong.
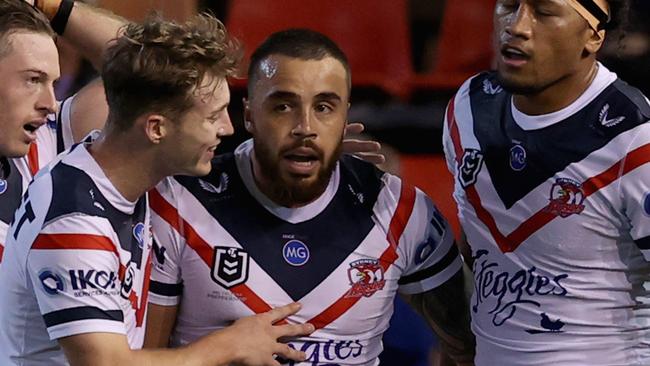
[458,149,484,188]
[211,247,249,289]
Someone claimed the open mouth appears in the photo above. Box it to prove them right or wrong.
[285,154,318,164]
[23,122,42,134]
[501,45,530,62]
[282,147,321,173]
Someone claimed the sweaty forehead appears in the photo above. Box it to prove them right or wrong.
[252,54,349,98]
[1,31,59,76]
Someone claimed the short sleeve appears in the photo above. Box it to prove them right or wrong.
[148,180,184,306]
[394,184,463,295]
[26,214,126,340]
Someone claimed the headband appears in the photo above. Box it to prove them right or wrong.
[566,0,610,36]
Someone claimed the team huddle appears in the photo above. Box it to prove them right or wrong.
[0,0,648,366]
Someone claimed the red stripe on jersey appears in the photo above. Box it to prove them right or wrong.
[230,283,275,315]
[447,99,514,251]
[507,142,650,248]
[447,98,650,253]
[28,142,39,176]
[132,256,152,327]
[308,183,416,330]
[32,233,119,256]
[446,98,463,165]
[0,243,4,262]
[150,188,278,320]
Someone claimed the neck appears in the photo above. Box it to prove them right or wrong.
[88,129,167,202]
[513,61,599,116]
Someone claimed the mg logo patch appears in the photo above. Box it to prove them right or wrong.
[211,247,249,289]
[458,149,484,188]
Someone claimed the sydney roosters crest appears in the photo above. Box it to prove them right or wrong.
[544,178,585,218]
[458,149,484,188]
[345,259,385,298]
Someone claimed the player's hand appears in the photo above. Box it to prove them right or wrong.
[225,302,314,366]
[343,122,386,165]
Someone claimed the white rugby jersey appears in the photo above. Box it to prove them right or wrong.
[442,64,650,366]
[0,97,75,262]
[149,139,462,366]
[0,143,152,365]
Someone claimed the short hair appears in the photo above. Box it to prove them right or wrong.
[247,28,350,97]
[102,13,241,129]
[603,0,630,31]
[0,0,54,59]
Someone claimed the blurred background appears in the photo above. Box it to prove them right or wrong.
[59,1,650,365]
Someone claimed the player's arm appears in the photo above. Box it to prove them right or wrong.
[31,0,126,140]
[394,182,475,365]
[61,302,314,366]
[402,265,475,366]
[143,303,178,348]
[58,1,125,140]
[32,0,126,70]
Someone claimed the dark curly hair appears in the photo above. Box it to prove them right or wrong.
[102,13,241,129]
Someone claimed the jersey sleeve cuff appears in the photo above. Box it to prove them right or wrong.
[148,280,182,306]
[47,319,126,341]
[398,255,463,295]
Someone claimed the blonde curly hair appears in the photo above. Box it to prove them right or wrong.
[102,13,241,128]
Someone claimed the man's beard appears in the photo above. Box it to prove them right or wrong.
[253,138,342,207]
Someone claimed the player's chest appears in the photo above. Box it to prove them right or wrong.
[454,132,624,255]
[177,226,402,329]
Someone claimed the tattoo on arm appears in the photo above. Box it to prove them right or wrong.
[404,265,475,365]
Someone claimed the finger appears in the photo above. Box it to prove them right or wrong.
[344,122,365,135]
[265,302,301,323]
[274,344,308,362]
[274,322,315,338]
[350,152,386,165]
[342,140,381,154]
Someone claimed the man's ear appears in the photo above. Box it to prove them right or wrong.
[143,114,168,144]
[243,98,254,133]
[585,28,606,55]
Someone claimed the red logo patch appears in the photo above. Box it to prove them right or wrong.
[544,178,585,218]
[345,259,385,298]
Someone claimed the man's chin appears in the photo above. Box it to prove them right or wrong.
[0,143,30,159]
[496,70,542,95]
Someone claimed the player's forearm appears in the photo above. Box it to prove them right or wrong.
[405,265,476,365]
[131,342,234,366]
[61,1,126,70]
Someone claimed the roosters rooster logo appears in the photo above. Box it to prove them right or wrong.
[544,178,585,218]
[345,259,386,298]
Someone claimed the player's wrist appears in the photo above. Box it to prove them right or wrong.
[185,329,239,366]
[33,0,74,34]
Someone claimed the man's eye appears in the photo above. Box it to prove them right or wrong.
[315,104,333,113]
[274,104,291,112]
